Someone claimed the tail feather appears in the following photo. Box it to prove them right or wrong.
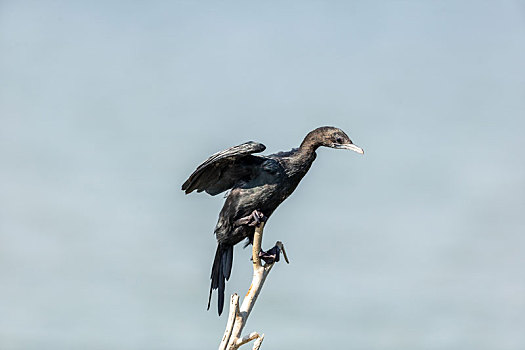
[217,262,225,315]
[222,247,233,280]
[207,248,221,310]
[207,244,234,316]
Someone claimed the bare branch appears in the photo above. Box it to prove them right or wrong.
[218,222,284,350]
[219,294,240,350]
[275,241,289,264]
[252,334,264,350]
[252,222,264,267]
[235,332,260,347]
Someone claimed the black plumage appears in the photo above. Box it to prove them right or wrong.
[182,126,363,315]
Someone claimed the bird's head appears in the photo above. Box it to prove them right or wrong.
[301,126,364,154]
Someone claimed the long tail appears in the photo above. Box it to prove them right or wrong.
[207,243,234,316]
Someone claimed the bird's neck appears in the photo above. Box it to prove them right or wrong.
[299,130,323,153]
[283,144,317,178]
[295,131,323,167]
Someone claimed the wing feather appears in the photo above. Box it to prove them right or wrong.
[182,141,266,195]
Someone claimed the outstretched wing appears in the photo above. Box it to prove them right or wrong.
[182,141,266,196]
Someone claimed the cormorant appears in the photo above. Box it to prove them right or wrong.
[182,126,363,315]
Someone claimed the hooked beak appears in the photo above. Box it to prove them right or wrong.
[333,143,364,154]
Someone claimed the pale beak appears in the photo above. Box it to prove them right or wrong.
[334,143,364,154]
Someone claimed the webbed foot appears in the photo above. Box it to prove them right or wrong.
[235,210,267,227]
[259,241,289,264]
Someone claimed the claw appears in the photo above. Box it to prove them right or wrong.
[234,210,267,227]
[258,241,290,265]
[275,241,289,264]
[258,248,278,264]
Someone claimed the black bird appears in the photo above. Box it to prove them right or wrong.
[182,126,363,315]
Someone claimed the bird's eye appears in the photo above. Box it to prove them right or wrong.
[336,137,343,144]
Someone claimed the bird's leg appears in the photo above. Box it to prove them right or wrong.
[237,211,290,265]
[259,241,289,265]
[234,210,267,227]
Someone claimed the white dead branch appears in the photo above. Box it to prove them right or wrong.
[218,222,288,350]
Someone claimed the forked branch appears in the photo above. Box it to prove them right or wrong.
[218,222,288,350]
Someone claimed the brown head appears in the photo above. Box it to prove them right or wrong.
[300,126,364,154]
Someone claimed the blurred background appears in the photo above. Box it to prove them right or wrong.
[1,1,524,349]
